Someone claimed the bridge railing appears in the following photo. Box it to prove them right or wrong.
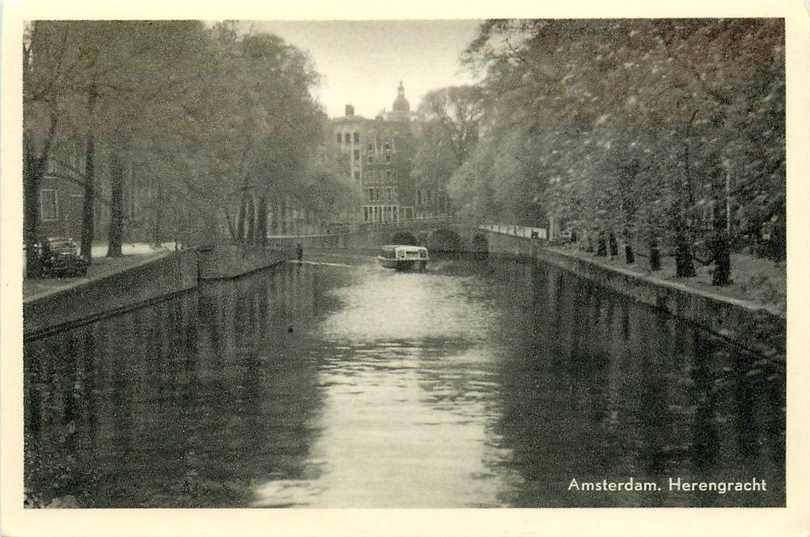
[478,223,548,240]
[324,216,456,234]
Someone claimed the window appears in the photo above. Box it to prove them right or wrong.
[384,142,391,151]
[385,169,392,181]
[353,132,360,144]
[40,189,58,221]
[353,170,360,181]
[368,143,374,152]
[336,133,342,144]
[385,153,391,163]
[344,133,351,144]
[364,207,369,222]
[417,190,422,205]
[368,189,374,202]
[353,149,360,161]
[368,155,374,164]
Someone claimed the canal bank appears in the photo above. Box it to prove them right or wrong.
[23,244,288,341]
[481,229,786,360]
[24,253,785,507]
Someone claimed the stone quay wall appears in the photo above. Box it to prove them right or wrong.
[482,230,785,360]
[24,249,198,340]
[24,244,290,340]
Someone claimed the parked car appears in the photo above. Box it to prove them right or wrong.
[38,237,89,277]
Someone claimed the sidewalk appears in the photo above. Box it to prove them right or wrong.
[24,243,175,301]
[551,243,786,316]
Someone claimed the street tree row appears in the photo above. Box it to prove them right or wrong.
[23,21,358,277]
[416,19,784,285]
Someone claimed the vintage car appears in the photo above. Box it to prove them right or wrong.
[39,237,89,278]
[377,244,429,272]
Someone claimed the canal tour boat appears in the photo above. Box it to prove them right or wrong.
[377,245,429,271]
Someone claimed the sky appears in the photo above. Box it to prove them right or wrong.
[248,20,482,119]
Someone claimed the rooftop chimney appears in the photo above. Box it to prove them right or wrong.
[345,104,355,117]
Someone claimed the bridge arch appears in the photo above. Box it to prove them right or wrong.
[427,228,463,253]
[390,231,419,246]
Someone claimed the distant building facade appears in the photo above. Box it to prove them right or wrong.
[329,82,418,223]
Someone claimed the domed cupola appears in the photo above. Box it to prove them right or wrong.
[391,81,410,117]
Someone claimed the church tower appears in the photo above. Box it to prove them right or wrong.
[388,81,411,122]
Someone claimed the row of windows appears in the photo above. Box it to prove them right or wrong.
[365,168,397,183]
[416,189,450,207]
[363,205,400,224]
[368,152,392,164]
[368,187,397,203]
[335,131,395,149]
[337,132,360,144]
[367,141,392,152]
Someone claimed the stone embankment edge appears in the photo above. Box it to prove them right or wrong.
[24,245,290,341]
[482,230,786,360]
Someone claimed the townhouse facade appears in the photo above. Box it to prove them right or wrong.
[329,82,418,224]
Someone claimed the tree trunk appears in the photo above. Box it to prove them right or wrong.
[649,239,661,271]
[237,196,247,242]
[246,197,256,244]
[152,177,163,247]
[23,142,42,278]
[23,109,58,278]
[223,208,238,241]
[281,198,288,235]
[23,135,43,278]
[674,228,696,277]
[106,150,125,257]
[257,196,268,247]
[674,111,698,278]
[80,130,95,261]
[770,219,786,262]
[712,233,731,286]
[80,83,97,261]
[596,232,607,257]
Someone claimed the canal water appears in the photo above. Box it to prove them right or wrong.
[24,253,785,507]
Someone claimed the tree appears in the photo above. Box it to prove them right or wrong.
[23,21,354,268]
[23,22,72,276]
[456,19,784,281]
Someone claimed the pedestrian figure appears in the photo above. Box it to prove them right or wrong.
[296,243,303,262]
[608,232,618,257]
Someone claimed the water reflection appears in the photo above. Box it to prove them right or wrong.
[24,255,784,507]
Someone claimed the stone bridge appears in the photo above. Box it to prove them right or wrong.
[268,218,492,254]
